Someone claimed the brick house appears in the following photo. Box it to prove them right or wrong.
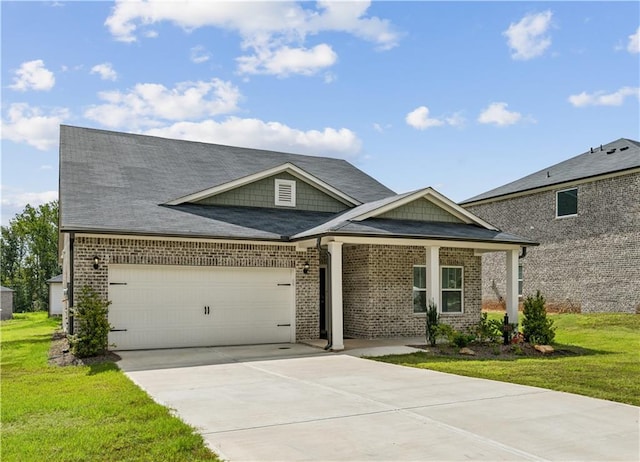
[59,126,535,351]
[462,138,640,314]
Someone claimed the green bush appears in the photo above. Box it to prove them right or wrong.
[437,323,475,348]
[68,286,112,357]
[522,290,556,344]
[425,300,440,346]
[475,312,503,343]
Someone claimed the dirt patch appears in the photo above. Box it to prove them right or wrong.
[48,330,120,367]
[407,342,576,359]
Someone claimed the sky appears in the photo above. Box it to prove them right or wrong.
[1,1,639,225]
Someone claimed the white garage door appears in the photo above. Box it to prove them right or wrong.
[108,265,294,350]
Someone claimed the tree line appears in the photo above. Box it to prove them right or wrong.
[1,201,61,312]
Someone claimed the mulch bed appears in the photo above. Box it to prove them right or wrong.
[48,330,120,367]
[407,342,576,359]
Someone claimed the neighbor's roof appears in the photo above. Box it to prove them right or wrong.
[461,138,640,204]
[59,125,394,237]
[1,286,14,292]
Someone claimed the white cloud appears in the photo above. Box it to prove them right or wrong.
[9,60,55,91]
[40,165,53,170]
[237,44,337,76]
[568,87,640,107]
[0,188,58,224]
[90,62,118,81]
[405,106,444,129]
[190,45,211,64]
[84,79,241,129]
[503,11,553,60]
[405,106,464,130]
[477,102,522,126]
[627,27,640,54]
[104,0,398,77]
[1,103,69,150]
[144,117,361,158]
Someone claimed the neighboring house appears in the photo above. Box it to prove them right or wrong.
[1,286,14,320]
[58,125,535,351]
[47,274,64,316]
[462,138,640,314]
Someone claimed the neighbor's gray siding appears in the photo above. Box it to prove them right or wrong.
[378,198,463,223]
[0,287,13,320]
[342,245,481,338]
[70,235,320,340]
[194,172,349,213]
[466,171,640,313]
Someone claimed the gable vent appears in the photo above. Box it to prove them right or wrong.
[275,179,296,207]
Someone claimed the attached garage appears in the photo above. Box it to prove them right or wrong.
[108,265,295,350]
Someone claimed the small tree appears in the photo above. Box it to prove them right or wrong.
[68,286,112,357]
[425,300,440,346]
[522,290,556,344]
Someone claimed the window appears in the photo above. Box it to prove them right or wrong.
[412,266,426,313]
[275,179,296,207]
[556,188,577,217]
[441,266,463,313]
[518,264,523,297]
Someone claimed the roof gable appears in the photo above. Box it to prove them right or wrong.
[166,163,360,209]
[462,138,640,204]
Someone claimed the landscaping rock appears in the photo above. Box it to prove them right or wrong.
[534,344,554,354]
[459,347,476,356]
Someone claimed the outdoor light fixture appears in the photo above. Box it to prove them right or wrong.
[93,256,100,270]
[303,262,310,274]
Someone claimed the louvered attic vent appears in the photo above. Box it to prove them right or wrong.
[275,179,296,207]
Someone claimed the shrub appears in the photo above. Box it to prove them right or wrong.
[451,331,475,348]
[425,300,440,346]
[68,286,112,357]
[522,290,556,344]
[475,313,503,343]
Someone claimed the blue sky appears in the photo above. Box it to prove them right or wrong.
[1,1,639,225]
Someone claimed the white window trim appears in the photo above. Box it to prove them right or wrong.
[412,265,427,314]
[556,187,578,218]
[275,179,296,207]
[440,265,464,314]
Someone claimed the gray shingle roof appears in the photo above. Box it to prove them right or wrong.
[461,138,640,204]
[47,274,63,283]
[59,125,394,235]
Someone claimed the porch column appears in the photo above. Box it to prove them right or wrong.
[425,246,440,309]
[328,241,344,351]
[506,249,519,325]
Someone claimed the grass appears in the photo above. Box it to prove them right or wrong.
[1,312,220,462]
[374,313,640,406]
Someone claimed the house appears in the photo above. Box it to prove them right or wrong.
[1,286,14,320]
[462,138,640,314]
[47,274,64,316]
[58,125,536,351]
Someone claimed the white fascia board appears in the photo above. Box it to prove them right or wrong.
[164,163,361,206]
[350,187,499,231]
[321,235,522,251]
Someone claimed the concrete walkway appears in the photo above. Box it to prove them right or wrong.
[118,346,639,461]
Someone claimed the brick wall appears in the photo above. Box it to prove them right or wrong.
[466,171,640,313]
[71,235,319,340]
[343,245,481,338]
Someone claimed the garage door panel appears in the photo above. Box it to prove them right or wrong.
[108,265,294,350]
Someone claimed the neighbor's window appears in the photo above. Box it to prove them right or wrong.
[518,264,524,297]
[441,266,463,313]
[556,188,577,217]
[412,266,427,313]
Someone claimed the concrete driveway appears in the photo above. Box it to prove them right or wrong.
[118,346,639,461]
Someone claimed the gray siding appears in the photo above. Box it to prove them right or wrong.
[194,172,349,213]
[466,171,640,313]
[378,198,463,223]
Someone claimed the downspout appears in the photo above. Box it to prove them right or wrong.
[518,246,527,259]
[68,232,75,335]
[318,237,332,351]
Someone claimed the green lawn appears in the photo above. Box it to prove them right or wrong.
[374,313,640,406]
[1,312,220,462]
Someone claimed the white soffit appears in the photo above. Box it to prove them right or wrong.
[351,187,499,231]
[164,163,361,206]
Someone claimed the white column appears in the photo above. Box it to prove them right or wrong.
[328,241,344,351]
[425,246,440,309]
[506,249,519,325]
